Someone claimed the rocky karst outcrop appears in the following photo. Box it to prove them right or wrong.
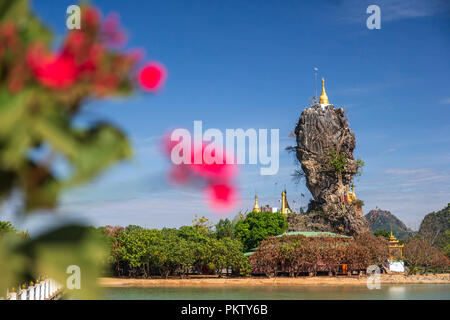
[419,203,450,249]
[365,209,414,240]
[288,104,369,235]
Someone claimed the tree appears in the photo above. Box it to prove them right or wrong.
[328,150,347,174]
[355,158,365,177]
[403,238,449,274]
[443,230,450,258]
[235,211,288,252]
[214,219,234,239]
[192,215,213,233]
[373,229,390,239]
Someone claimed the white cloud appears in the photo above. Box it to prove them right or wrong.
[384,168,430,175]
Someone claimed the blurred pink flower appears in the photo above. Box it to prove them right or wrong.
[27,44,79,89]
[162,133,239,212]
[138,62,167,92]
[206,183,238,211]
[101,13,127,47]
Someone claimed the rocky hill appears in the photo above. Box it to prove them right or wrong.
[365,209,413,240]
[289,103,369,236]
[419,203,450,249]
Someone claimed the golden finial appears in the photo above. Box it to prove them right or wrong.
[319,77,330,105]
[253,194,260,212]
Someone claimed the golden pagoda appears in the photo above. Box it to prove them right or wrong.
[345,184,357,204]
[253,194,260,213]
[280,189,293,215]
[388,231,404,261]
[319,78,330,105]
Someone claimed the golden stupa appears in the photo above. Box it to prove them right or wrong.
[346,184,357,204]
[280,189,293,215]
[319,78,330,105]
[253,194,260,213]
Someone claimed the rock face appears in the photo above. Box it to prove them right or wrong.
[365,209,413,240]
[290,104,369,235]
[419,203,450,249]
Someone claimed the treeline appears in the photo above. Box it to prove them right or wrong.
[249,234,389,277]
[249,233,449,277]
[98,225,250,278]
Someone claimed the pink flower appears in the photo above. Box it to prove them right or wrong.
[138,62,167,92]
[27,44,79,89]
[101,13,127,47]
[162,133,239,212]
[206,183,238,211]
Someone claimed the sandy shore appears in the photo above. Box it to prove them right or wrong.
[98,274,450,287]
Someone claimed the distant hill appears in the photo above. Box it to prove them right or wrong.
[365,209,413,240]
[419,203,450,249]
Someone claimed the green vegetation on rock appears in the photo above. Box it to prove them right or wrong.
[419,203,450,253]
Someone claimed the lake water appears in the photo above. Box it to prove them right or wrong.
[102,284,450,300]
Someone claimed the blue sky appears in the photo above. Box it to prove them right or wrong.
[7,0,449,231]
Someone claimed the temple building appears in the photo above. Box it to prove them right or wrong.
[252,190,294,216]
[388,231,405,273]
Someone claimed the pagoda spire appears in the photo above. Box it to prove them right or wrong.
[319,77,330,105]
[253,194,260,213]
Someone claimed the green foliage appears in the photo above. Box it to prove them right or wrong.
[443,230,450,258]
[328,150,347,174]
[355,158,365,177]
[419,203,450,250]
[192,215,213,233]
[0,221,16,235]
[0,1,144,298]
[103,224,249,278]
[365,209,413,240]
[373,229,390,239]
[0,224,108,299]
[214,219,235,239]
[235,211,288,252]
[0,221,29,240]
[0,1,136,211]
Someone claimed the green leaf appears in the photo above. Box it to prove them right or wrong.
[0,0,28,23]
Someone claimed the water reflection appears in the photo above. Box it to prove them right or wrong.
[102,284,450,300]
